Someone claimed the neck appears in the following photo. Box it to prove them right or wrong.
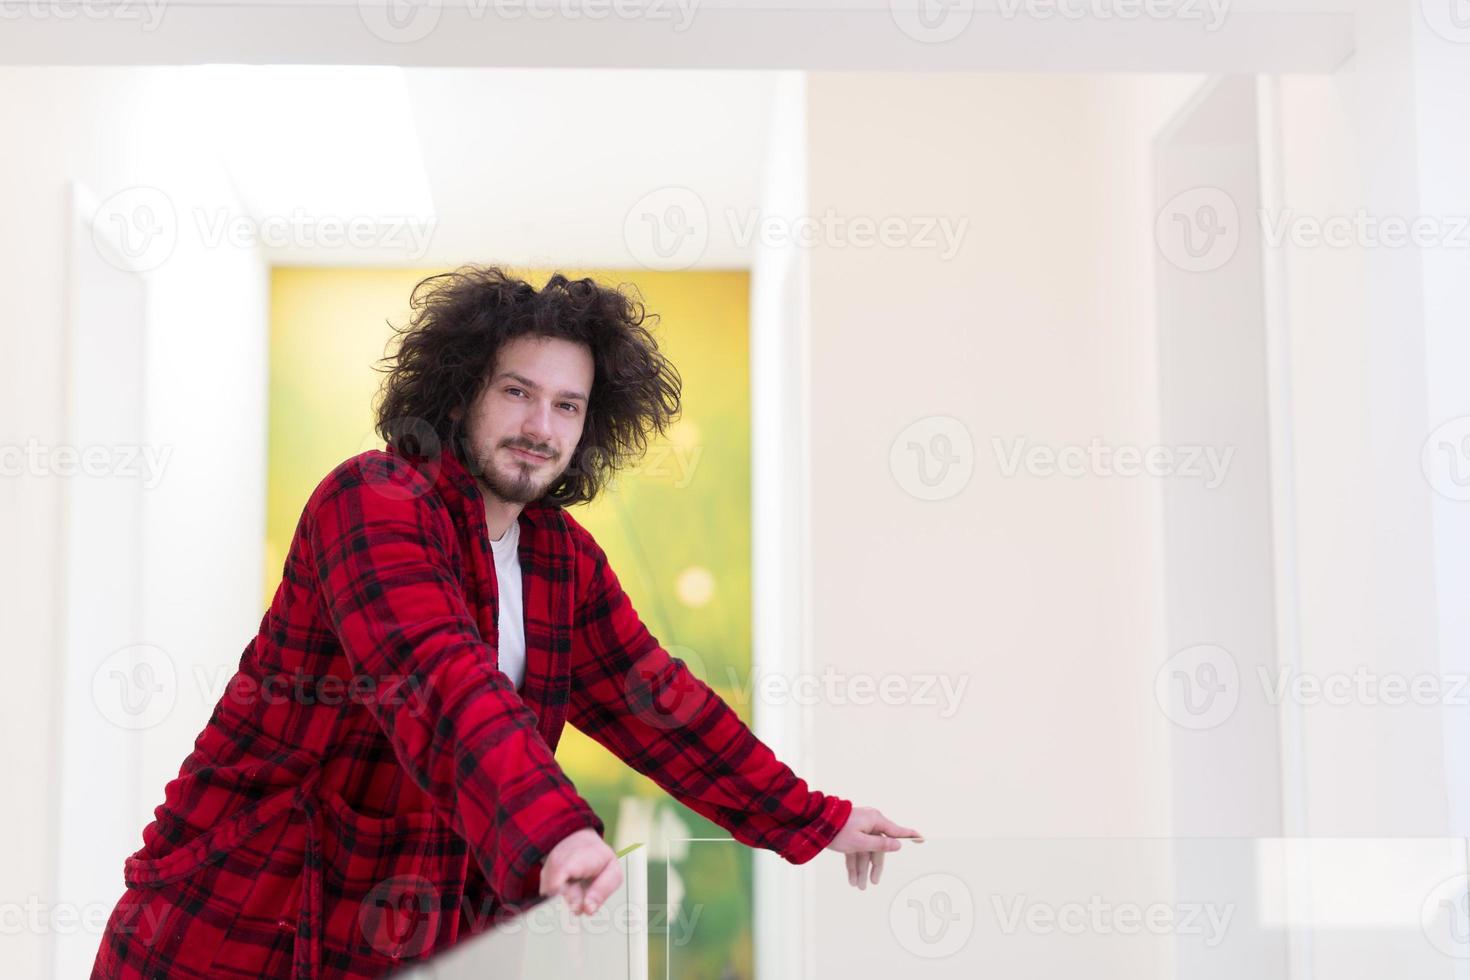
[482,493,524,542]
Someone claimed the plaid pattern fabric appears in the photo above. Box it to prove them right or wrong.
[90,444,852,979]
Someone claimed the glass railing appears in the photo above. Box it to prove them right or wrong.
[388,842,648,979]
[668,837,1470,979]
[386,836,1470,978]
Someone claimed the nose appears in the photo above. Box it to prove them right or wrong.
[520,399,555,452]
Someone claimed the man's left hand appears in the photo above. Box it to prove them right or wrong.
[825,805,924,890]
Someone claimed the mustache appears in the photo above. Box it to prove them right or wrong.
[505,440,555,459]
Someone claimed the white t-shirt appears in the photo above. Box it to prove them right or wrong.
[489,519,526,691]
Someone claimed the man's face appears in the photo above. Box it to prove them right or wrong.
[456,335,594,505]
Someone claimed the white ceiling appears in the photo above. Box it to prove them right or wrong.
[400,67,782,268]
[3,2,1369,275]
[191,66,781,269]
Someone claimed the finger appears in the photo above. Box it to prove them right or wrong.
[580,856,624,914]
[543,848,600,897]
[855,832,903,852]
[871,850,885,885]
[540,861,569,897]
[561,879,588,911]
[872,815,924,841]
[846,852,857,887]
[854,852,871,891]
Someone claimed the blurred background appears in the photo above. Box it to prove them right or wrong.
[3,3,1470,977]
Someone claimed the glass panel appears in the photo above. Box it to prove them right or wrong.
[671,837,1470,979]
[389,842,647,979]
[654,837,750,980]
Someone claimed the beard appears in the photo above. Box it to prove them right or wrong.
[464,435,561,505]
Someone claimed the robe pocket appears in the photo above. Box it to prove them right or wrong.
[319,790,468,965]
[118,778,314,977]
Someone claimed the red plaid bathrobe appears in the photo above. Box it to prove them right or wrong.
[91,444,851,979]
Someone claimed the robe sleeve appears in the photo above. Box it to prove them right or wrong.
[565,522,851,864]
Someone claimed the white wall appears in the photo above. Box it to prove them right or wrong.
[1275,68,1382,839]
[1270,49,1470,977]
[798,72,1203,978]
[0,67,269,978]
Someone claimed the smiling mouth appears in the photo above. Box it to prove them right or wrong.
[507,446,552,463]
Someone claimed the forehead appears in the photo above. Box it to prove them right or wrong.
[490,335,594,391]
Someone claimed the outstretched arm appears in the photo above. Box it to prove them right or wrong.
[564,524,853,864]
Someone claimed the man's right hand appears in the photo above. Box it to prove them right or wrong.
[538,827,623,915]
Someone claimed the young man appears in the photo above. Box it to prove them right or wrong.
[91,266,921,979]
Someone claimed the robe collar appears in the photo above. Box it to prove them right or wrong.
[386,439,575,753]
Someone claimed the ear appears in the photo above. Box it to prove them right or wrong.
[449,406,463,422]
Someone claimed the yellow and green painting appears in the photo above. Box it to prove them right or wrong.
[265,265,753,979]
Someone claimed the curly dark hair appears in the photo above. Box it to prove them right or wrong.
[372,264,682,507]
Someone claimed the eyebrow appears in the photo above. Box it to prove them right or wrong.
[492,371,588,403]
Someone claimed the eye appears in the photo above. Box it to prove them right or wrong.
[559,403,579,413]
[506,387,526,398]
